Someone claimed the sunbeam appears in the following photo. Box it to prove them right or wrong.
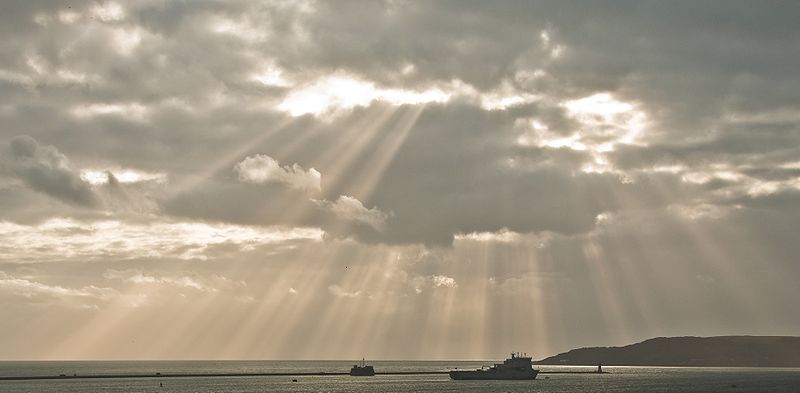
[165,117,297,199]
[4,5,799,389]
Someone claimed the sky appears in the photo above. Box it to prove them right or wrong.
[1,0,799,360]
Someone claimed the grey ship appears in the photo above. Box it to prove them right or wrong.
[349,358,375,376]
[450,352,539,380]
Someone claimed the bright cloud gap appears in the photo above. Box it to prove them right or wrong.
[273,73,543,117]
[277,75,451,117]
[80,168,167,185]
[0,218,324,262]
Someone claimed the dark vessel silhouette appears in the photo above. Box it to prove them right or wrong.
[350,358,375,376]
[450,352,539,380]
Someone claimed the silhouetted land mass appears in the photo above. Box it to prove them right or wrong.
[536,336,800,367]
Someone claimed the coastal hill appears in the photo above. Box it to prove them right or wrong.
[536,336,800,367]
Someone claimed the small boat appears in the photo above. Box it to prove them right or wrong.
[350,358,375,376]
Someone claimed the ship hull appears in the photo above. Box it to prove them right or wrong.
[449,369,539,380]
[349,366,375,376]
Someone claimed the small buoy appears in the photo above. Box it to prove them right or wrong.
[731,384,737,388]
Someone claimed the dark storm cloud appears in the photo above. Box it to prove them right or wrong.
[358,104,690,245]
[611,121,800,172]
[153,99,703,245]
[2,135,99,207]
[2,0,797,244]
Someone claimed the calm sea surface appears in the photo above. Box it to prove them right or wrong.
[1,361,799,392]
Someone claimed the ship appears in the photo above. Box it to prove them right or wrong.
[349,358,375,376]
[450,352,539,380]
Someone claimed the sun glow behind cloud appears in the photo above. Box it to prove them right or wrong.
[277,75,451,117]
[71,103,149,120]
[80,168,167,185]
[564,93,647,147]
[516,93,649,174]
[252,65,291,87]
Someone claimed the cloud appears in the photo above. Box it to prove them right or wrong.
[0,271,115,304]
[104,269,207,291]
[328,284,361,298]
[515,93,648,174]
[277,74,451,117]
[0,3,687,242]
[431,275,457,288]
[0,218,324,263]
[235,154,321,193]
[89,2,125,22]
[80,168,166,185]
[408,274,458,294]
[70,102,149,121]
[454,229,522,243]
[314,195,391,230]
[4,2,795,247]
[103,269,242,293]
[3,136,100,207]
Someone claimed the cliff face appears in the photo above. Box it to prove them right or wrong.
[537,336,800,367]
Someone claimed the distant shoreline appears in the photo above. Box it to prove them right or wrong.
[3,336,800,368]
[536,336,800,368]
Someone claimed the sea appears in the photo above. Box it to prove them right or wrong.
[1,361,799,392]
